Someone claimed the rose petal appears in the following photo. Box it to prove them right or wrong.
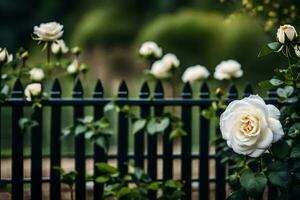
[256,128,273,149]
[267,104,280,120]
[268,118,284,143]
[248,149,266,157]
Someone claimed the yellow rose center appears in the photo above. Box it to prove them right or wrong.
[240,115,259,136]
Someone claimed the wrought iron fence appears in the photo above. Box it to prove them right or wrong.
[0,78,278,200]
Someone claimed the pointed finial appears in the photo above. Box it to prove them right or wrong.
[140,81,150,99]
[93,79,104,98]
[199,82,210,98]
[118,80,128,98]
[51,78,62,98]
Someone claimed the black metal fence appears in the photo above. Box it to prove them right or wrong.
[0,78,278,200]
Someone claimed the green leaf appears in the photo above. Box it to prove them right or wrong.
[99,117,110,129]
[95,162,119,175]
[79,116,93,124]
[240,170,267,196]
[104,102,120,113]
[95,137,109,152]
[75,125,87,135]
[289,123,300,138]
[270,140,290,159]
[84,130,94,139]
[290,147,300,159]
[267,161,290,188]
[258,42,281,57]
[258,80,276,90]
[118,187,131,197]
[61,171,78,186]
[169,128,187,140]
[19,118,39,131]
[148,181,161,190]
[95,176,109,183]
[61,126,73,137]
[53,166,65,174]
[270,78,284,86]
[146,117,170,135]
[227,191,246,200]
[277,86,294,98]
[132,119,147,134]
[164,180,183,189]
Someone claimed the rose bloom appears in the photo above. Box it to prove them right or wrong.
[0,48,13,63]
[33,22,64,42]
[150,60,172,79]
[220,95,284,157]
[139,41,162,58]
[277,24,297,44]
[162,53,180,68]
[51,39,69,54]
[214,59,243,80]
[24,83,42,101]
[67,59,80,75]
[182,65,210,83]
[29,68,45,82]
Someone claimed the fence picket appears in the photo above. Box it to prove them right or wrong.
[73,79,86,200]
[147,81,163,199]
[199,82,210,200]
[93,80,105,199]
[11,79,24,200]
[181,82,192,200]
[31,107,43,200]
[244,84,253,97]
[50,79,62,200]
[117,81,129,175]
[134,81,150,168]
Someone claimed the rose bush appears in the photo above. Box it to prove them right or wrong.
[215,24,300,199]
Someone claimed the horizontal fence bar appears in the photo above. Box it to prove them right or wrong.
[0,153,218,159]
[0,177,219,184]
[2,98,280,106]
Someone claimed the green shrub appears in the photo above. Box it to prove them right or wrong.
[70,7,137,47]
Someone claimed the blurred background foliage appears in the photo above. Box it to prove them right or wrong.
[1,0,300,91]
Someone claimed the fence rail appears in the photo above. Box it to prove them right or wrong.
[0,78,278,200]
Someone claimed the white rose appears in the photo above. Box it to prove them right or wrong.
[0,48,13,63]
[214,59,243,80]
[33,22,64,42]
[29,68,45,82]
[24,83,42,101]
[139,41,162,58]
[182,65,210,83]
[220,95,284,157]
[150,60,172,79]
[277,24,297,44]
[294,46,300,57]
[67,59,80,74]
[51,39,69,54]
[162,53,180,68]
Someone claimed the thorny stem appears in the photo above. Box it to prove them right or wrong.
[47,43,51,64]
